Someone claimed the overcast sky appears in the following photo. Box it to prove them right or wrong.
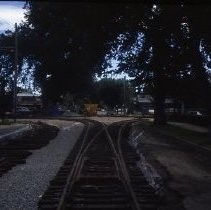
[0,1,25,33]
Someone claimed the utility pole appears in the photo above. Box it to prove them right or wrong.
[13,23,18,122]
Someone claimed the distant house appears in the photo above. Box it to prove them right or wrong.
[132,95,153,113]
[17,91,42,109]
[132,94,174,114]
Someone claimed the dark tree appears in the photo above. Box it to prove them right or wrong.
[18,2,211,126]
[19,2,124,106]
[104,4,211,125]
[0,33,15,121]
[93,78,134,109]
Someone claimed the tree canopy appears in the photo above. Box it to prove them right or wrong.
[92,78,134,108]
[18,2,126,104]
[3,2,209,124]
[103,4,211,123]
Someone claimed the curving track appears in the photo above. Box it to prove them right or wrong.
[0,122,58,177]
[39,119,162,210]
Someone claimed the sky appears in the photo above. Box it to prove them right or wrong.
[0,1,25,33]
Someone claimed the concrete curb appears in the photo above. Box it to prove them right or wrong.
[0,124,32,142]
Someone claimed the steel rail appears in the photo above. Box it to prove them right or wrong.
[57,122,105,210]
[117,122,141,210]
[103,121,141,210]
[57,122,90,210]
[31,118,162,210]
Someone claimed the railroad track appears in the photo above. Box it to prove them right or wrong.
[39,119,162,210]
[0,122,58,177]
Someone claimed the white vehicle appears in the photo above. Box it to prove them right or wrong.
[148,109,154,114]
[97,109,107,116]
[17,107,31,114]
[187,110,203,116]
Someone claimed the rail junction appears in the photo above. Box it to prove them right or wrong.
[38,119,162,210]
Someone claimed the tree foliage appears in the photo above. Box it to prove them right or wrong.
[16,2,211,124]
[19,2,125,105]
[0,32,15,119]
[104,4,211,124]
[93,78,134,108]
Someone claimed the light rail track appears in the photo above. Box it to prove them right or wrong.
[38,119,163,210]
[0,122,58,177]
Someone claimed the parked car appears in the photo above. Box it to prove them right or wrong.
[58,107,64,115]
[28,107,40,114]
[97,109,107,116]
[187,110,203,116]
[107,109,115,116]
[148,109,154,115]
[17,106,31,115]
[5,111,13,117]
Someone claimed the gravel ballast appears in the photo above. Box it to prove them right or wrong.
[0,120,84,210]
[0,124,32,142]
[132,123,211,210]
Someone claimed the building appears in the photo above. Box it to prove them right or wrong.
[17,91,42,110]
[132,94,174,114]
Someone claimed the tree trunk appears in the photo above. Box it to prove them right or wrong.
[154,91,166,125]
[151,33,167,125]
[181,101,185,115]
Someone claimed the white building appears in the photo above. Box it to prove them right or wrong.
[17,91,42,109]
